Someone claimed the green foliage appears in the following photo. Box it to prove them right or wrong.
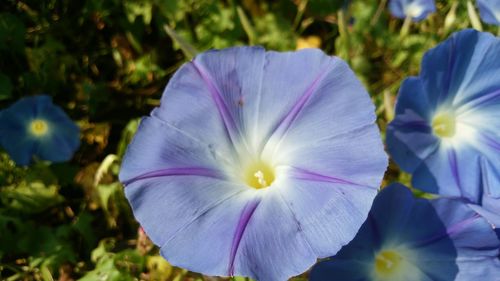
[1,0,497,280]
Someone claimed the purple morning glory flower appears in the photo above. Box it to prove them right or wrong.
[119,47,388,280]
[476,0,500,25]
[387,29,500,228]
[0,95,80,165]
[388,0,436,21]
[310,184,500,281]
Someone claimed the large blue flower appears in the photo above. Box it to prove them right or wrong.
[119,47,388,280]
[0,95,80,165]
[310,184,500,281]
[387,29,500,227]
[388,0,436,21]
[476,0,500,25]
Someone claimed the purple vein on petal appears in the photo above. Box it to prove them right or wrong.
[267,65,332,143]
[447,148,463,197]
[191,60,240,146]
[410,214,480,248]
[391,119,431,132]
[479,131,500,152]
[122,167,224,186]
[228,198,261,276]
[287,166,368,188]
[457,89,500,114]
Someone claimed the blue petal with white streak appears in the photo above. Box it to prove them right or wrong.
[387,29,500,227]
[310,184,500,281]
[388,0,436,21]
[0,95,80,165]
[476,0,500,25]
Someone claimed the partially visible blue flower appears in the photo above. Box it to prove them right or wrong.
[387,29,500,227]
[310,184,500,281]
[389,0,436,21]
[0,95,80,165]
[119,47,388,280]
[476,0,500,25]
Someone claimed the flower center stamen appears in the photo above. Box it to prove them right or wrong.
[374,250,403,277]
[30,119,49,136]
[432,112,456,138]
[244,160,275,189]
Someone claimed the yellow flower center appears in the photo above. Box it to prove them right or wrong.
[30,119,49,136]
[374,250,403,277]
[244,160,275,189]
[432,112,456,138]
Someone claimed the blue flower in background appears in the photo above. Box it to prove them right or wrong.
[387,29,500,227]
[0,95,80,165]
[119,47,388,280]
[310,184,500,281]
[389,0,436,21]
[477,0,500,25]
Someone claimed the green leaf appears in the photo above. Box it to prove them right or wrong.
[40,265,55,281]
[81,246,144,281]
[0,182,64,214]
[0,213,26,258]
[124,0,153,25]
[79,257,132,281]
[0,13,26,52]
[146,255,172,281]
[96,182,121,214]
[73,212,97,249]
[117,119,140,158]
[163,25,198,59]
[91,238,116,263]
[0,74,12,100]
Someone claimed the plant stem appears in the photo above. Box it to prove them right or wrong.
[293,0,309,31]
[467,0,483,31]
[370,0,388,27]
[237,6,257,45]
[400,15,412,37]
[163,25,198,59]
[337,8,350,62]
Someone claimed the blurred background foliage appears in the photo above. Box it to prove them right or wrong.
[0,0,497,280]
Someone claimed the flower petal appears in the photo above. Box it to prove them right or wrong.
[309,260,370,281]
[232,189,317,281]
[468,158,500,227]
[310,184,500,281]
[277,175,377,258]
[279,123,387,188]
[119,116,232,183]
[37,107,80,162]
[420,30,500,109]
[0,112,34,165]
[388,0,436,21]
[150,52,247,157]
[156,190,255,277]
[476,0,500,25]
[412,145,482,201]
[262,56,379,158]
[159,188,317,281]
[125,175,247,248]
[424,197,500,280]
[394,77,433,119]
